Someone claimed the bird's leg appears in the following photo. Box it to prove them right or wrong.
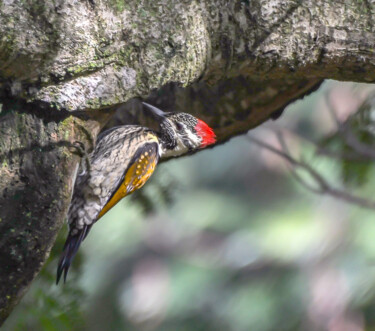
[71,141,91,174]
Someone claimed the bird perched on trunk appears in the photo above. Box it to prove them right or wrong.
[57,102,216,283]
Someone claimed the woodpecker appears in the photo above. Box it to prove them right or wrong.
[57,102,216,283]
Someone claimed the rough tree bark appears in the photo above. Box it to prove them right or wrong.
[0,0,374,324]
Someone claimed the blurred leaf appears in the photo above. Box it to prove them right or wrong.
[319,96,375,188]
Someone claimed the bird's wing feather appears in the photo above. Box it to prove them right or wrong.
[67,127,157,229]
[97,142,159,219]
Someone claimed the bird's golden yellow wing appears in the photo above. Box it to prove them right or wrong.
[97,142,159,219]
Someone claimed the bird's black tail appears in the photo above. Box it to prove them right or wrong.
[56,225,92,284]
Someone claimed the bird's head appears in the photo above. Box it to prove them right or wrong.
[142,102,216,157]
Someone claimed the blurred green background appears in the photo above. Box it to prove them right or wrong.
[4,80,375,331]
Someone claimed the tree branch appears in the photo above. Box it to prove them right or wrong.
[1,1,375,111]
[0,101,108,325]
[325,92,375,160]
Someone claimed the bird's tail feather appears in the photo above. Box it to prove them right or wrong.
[56,224,92,284]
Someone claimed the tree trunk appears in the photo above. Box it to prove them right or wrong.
[0,0,374,324]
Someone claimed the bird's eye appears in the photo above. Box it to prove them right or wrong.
[176,122,183,131]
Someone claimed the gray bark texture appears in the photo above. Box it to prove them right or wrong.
[0,0,374,323]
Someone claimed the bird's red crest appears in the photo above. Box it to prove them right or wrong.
[195,119,216,148]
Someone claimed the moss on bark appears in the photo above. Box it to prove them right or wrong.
[0,99,107,324]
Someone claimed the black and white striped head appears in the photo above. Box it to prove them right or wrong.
[142,102,216,158]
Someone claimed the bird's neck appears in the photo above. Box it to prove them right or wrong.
[157,119,174,145]
[157,121,188,158]
[158,129,177,158]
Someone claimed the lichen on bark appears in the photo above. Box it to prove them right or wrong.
[1,1,374,111]
[0,99,107,323]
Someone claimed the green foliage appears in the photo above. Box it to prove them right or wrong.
[319,95,375,187]
[341,144,372,187]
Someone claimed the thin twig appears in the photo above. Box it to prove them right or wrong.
[315,148,369,161]
[247,135,324,193]
[248,134,375,210]
[273,131,321,192]
[276,131,328,192]
[342,129,375,159]
[265,123,371,161]
[324,91,375,159]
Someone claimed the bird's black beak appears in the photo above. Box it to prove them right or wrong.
[142,102,166,119]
